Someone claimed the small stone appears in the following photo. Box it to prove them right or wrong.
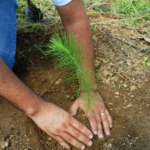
[120,80,123,83]
[124,84,128,88]
[48,137,52,141]
[126,103,132,108]
[125,137,128,141]
[95,60,101,67]
[131,95,134,98]
[130,85,137,91]
[0,140,9,149]
[55,78,62,85]
[115,92,120,95]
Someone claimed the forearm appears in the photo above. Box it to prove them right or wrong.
[56,0,96,89]
[0,59,44,116]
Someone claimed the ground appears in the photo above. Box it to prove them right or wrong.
[0,11,150,150]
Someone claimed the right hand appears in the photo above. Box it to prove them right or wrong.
[28,101,93,150]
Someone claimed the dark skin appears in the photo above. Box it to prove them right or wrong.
[0,0,112,149]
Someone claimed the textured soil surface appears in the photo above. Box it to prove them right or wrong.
[0,12,150,150]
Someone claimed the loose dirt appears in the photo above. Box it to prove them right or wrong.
[0,12,150,150]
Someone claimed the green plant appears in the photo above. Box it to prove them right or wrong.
[93,26,97,31]
[46,32,96,111]
[117,82,127,89]
[111,0,150,25]
[143,56,148,70]
[34,39,47,56]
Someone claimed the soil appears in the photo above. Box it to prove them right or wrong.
[0,11,150,150]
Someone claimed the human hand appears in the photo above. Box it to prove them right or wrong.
[70,91,112,139]
[28,101,93,150]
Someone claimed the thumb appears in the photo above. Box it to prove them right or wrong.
[69,100,79,116]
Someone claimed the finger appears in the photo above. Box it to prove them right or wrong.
[67,125,92,147]
[62,132,86,150]
[93,110,104,139]
[70,117,93,139]
[100,111,111,136]
[70,100,79,116]
[51,134,70,149]
[105,109,113,128]
[87,110,97,136]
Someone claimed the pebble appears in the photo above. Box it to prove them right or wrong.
[55,78,62,85]
[124,84,128,88]
[115,92,120,95]
[130,85,137,91]
[0,141,9,149]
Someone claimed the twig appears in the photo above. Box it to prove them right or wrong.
[89,14,150,25]
[87,2,109,10]
[122,73,138,85]
[40,72,63,97]
[40,140,50,150]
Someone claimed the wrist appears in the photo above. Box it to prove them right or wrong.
[24,96,46,117]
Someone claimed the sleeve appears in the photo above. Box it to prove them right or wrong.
[51,0,72,6]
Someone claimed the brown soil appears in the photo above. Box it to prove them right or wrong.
[0,12,150,150]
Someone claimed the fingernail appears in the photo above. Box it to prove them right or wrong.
[94,131,97,135]
[89,134,93,139]
[98,134,104,139]
[88,141,93,146]
[106,131,110,135]
[81,145,85,150]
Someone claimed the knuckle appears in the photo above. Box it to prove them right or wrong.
[54,128,61,134]
[78,124,83,130]
[88,116,96,122]
[97,118,101,123]
[101,116,107,122]
[65,114,72,122]
[66,137,72,143]
[75,131,80,138]
[61,123,68,129]
[100,105,105,111]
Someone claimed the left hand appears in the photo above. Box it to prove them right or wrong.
[70,91,112,139]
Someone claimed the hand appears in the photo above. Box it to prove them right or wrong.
[28,101,93,150]
[70,91,112,139]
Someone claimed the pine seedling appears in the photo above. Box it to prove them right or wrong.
[46,32,96,112]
